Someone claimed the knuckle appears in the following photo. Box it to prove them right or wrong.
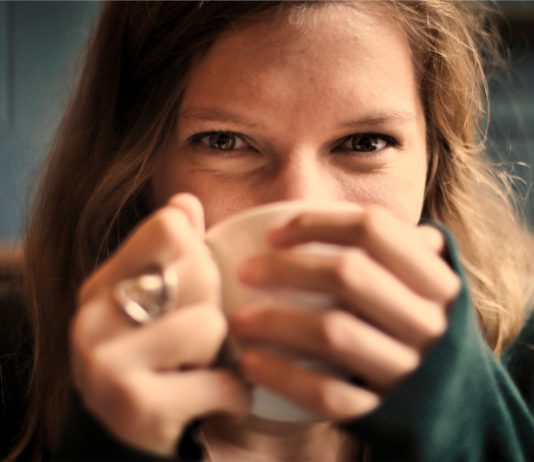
[184,254,222,292]
[417,225,447,254]
[87,344,118,381]
[359,207,385,240]
[422,225,444,244]
[427,309,448,339]
[287,212,314,232]
[433,272,462,305]
[387,350,421,387]
[331,251,365,292]
[411,306,448,350]
[145,208,189,245]
[201,257,223,291]
[399,348,421,376]
[446,273,462,301]
[318,311,351,352]
[174,304,228,346]
[152,211,183,241]
[201,307,228,342]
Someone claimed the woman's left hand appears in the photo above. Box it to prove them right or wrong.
[230,206,461,420]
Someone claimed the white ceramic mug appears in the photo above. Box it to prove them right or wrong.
[205,200,361,421]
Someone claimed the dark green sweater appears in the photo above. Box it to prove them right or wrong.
[1,230,533,461]
[339,228,534,461]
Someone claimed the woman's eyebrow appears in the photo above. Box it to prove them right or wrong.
[338,111,418,128]
[179,107,264,130]
[179,107,417,130]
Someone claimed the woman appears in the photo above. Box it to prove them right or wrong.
[2,1,533,461]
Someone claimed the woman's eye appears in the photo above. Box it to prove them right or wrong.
[191,131,247,151]
[339,134,396,153]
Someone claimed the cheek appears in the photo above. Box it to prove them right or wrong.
[387,182,426,224]
[344,180,425,225]
[151,162,256,229]
[197,179,273,228]
[151,163,181,208]
[341,161,426,225]
[150,156,203,210]
[388,161,427,224]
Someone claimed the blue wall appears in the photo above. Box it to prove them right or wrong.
[0,2,98,238]
[0,2,533,238]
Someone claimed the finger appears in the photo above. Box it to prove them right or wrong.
[90,369,251,456]
[79,204,207,304]
[93,303,228,371]
[267,207,459,301]
[160,369,252,420]
[268,209,363,247]
[415,225,446,255]
[231,305,420,391]
[70,304,227,389]
[75,250,221,345]
[167,193,206,236]
[270,211,445,255]
[239,349,380,420]
[239,249,447,349]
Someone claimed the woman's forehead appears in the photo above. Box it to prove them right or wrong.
[179,4,422,133]
[208,3,401,61]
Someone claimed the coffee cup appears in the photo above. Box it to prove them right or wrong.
[205,200,360,421]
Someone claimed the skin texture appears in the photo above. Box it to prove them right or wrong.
[72,5,460,461]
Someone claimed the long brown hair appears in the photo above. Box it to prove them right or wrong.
[8,1,533,460]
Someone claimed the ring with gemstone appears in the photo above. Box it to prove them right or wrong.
[114,265,178,324]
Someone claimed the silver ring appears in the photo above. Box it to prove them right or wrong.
[114,266,178,324]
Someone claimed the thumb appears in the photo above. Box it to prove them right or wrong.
[167,193,206,236]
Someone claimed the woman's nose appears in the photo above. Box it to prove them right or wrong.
[267,153,340,203]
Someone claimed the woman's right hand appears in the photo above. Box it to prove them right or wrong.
[70,193,251,456]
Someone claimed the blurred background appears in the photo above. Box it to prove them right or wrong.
[0,1,533,252]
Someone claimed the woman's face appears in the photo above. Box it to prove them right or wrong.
[152,5,427,228]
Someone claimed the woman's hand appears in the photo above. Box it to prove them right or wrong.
[231,206,461,421]
[71,194,251,456]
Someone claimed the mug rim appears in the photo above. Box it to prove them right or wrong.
[205,199,360,239]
